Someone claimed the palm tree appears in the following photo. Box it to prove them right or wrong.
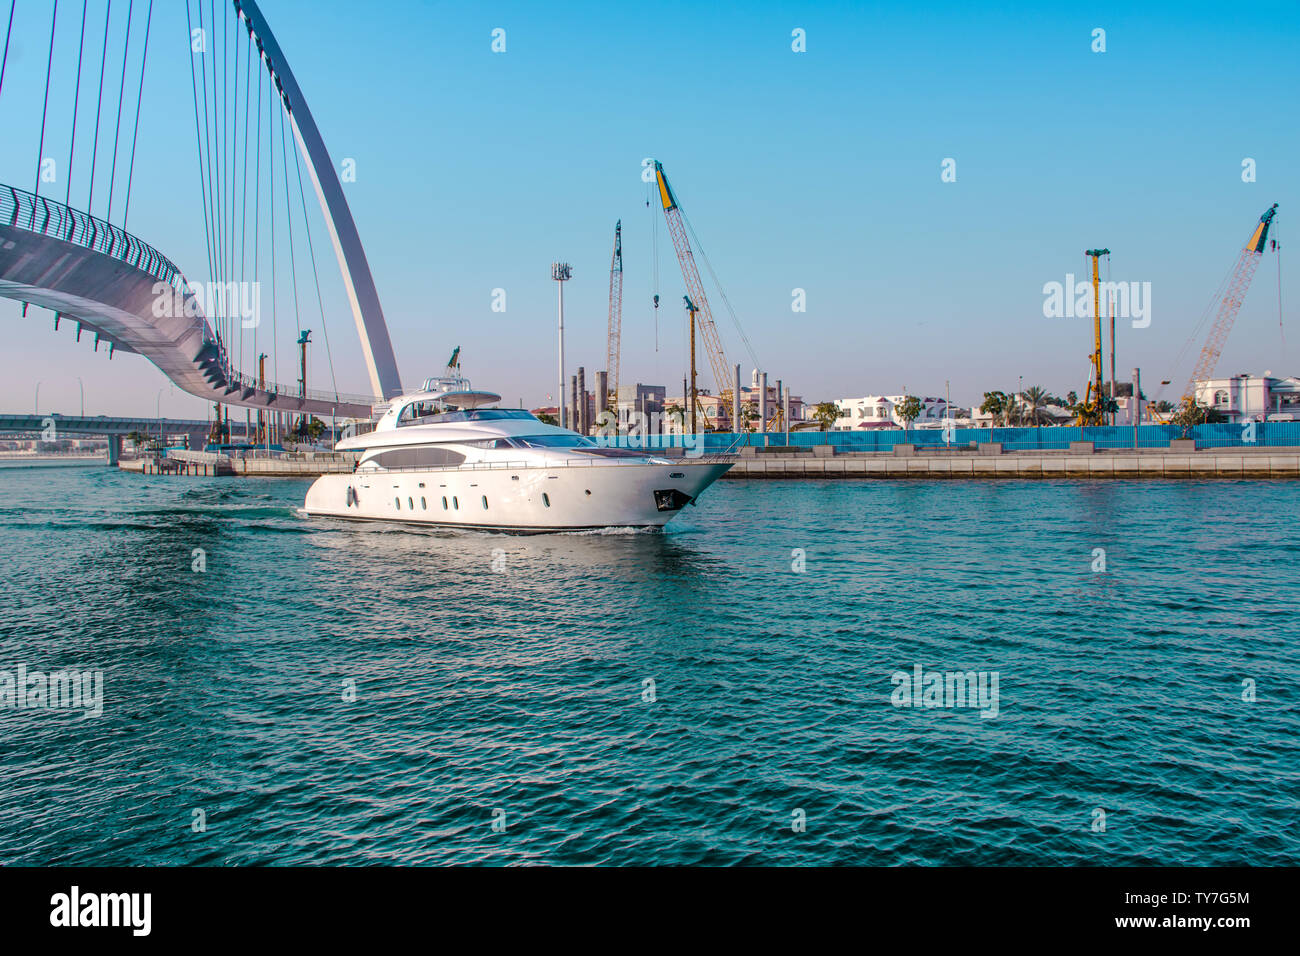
[1022,385,1049,425]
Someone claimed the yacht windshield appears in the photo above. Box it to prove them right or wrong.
[515,434,598,448]
[399,407,538,426]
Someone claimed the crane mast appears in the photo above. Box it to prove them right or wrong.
[1078,248,1110,426]
[1180,203,1278,408]
[606,221,623,407]
[653,162,733,419]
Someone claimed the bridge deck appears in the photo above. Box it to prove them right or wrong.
[0,185,375,419]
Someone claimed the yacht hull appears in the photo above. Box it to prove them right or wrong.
[303,459,731,531]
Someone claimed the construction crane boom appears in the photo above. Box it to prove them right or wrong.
[653,162,733,410]
[606,221,623,405]
[1180,203,1278,405]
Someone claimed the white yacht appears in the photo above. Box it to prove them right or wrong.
[303,374,733,531]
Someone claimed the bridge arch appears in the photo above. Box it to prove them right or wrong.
[234,0,402,401]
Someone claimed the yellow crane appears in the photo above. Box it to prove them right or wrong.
[1077,248,1110,426]
[652,162,733,427]
[1176,203,1278,415]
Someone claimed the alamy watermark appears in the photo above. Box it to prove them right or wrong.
[592,410,702,457]
[1,665,103,718]
[151,280,261,328]
[1042,274,1150,329]
[891,663,999,718]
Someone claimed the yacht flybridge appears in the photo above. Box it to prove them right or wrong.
[304,374,733,531]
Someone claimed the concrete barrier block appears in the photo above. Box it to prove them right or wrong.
[978,443,1003,455]
[1169,438,1196,452]
[1069,441,1094,454]
[1138,457,1164,474]
[893,444,915,458]
[812,445,835,458]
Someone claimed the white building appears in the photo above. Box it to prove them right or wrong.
[1194,373,1300,423]
[831,395,955,431]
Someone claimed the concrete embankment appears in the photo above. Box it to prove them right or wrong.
[720,447,1300,479]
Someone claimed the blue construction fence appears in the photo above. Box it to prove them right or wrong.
[677,422,1300,453]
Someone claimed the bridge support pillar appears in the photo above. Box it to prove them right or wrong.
[106,435,122,467]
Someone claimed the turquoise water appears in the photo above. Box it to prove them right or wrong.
[1,467,1297,865]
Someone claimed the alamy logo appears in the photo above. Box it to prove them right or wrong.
[50,886,151,936]
[1042,274,1151,328]
[891,664,999,718]
[151,280,261,328]
[0,665,103,718]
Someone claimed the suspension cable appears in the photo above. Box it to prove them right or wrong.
[251,37,262,385]
[105,0,133,224]
[65,0,87,205]
[196,0,219,342]
[0,0,15,105]
[33,0,58,213]
[121,0,152,230]
[267,60,278,385]
[86,0,110,215]
[289,113,340,398]
[238,19,252,374]
[278,104,302,344]
[186,0,216,314]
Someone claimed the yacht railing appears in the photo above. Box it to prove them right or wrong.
[359,453,736,476]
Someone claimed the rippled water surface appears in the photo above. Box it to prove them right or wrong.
[1,467,1297,865]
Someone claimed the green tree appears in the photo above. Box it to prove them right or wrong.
[811,401,841,432]
[980,391,1009,426]
[1171,399,1227,428]
[895,395,922,433]
[536,412,558,426]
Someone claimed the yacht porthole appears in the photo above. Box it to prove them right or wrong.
[421,497,427,510]
[585,489,592,496]
[441,497,448,510]
[481,496,488,509]
[395,497,400,509]
[408,497,414,510]
[453,497,459,510]
[542,493,550,508]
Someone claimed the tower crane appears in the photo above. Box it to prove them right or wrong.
[1176,203,1279,413]
[606,221,623,407]
[652,162,733,426]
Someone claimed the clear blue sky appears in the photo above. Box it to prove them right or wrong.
[1,0,1297,417]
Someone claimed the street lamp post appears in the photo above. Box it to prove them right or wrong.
[76,377,84,417]
[34,381,41,414]
[552,262,572,429]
